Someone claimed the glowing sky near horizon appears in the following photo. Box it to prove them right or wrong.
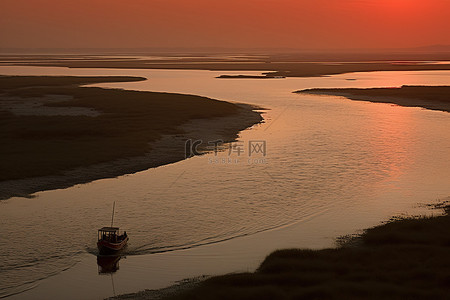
[0,0,449,49]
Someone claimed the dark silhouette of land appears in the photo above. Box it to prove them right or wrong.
[218,75,277,79]
[1,54,450,78]
[113,202,450,300]
[296,86,450,113]
[0,76,261,199]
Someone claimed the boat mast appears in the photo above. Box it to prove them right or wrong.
[111,201,115,227]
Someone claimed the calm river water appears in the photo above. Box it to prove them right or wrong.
[1,66,449,299]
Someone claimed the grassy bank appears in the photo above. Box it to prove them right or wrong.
[0,76,252,183]
[159,202,450,300]
[297,85,450,113]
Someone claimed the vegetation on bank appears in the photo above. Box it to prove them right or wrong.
[297,85,450,103]
[297,85,450,113]
[165,202,450,300]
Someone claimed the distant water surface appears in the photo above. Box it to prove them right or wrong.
[0,66,449,299]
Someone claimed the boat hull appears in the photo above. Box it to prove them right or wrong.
[97,237,129,255]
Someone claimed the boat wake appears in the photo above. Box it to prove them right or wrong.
[85,217,303,257]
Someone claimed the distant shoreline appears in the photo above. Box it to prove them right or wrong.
[296,85,450,113]
[0,75,262,200]
[1,55,450,78]
[217,75,286,79]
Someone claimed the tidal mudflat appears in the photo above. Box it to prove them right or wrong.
[0,75,261,199]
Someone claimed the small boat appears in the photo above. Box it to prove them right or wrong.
[97,202,129,255]
[97,227,129,255]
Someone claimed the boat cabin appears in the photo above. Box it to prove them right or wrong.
[98,227,122,243]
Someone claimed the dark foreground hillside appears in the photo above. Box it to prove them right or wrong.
[166,202,450,300]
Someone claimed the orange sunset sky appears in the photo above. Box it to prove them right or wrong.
[1,0,449,50]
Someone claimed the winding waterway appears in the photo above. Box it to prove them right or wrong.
[1,66,450,299]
